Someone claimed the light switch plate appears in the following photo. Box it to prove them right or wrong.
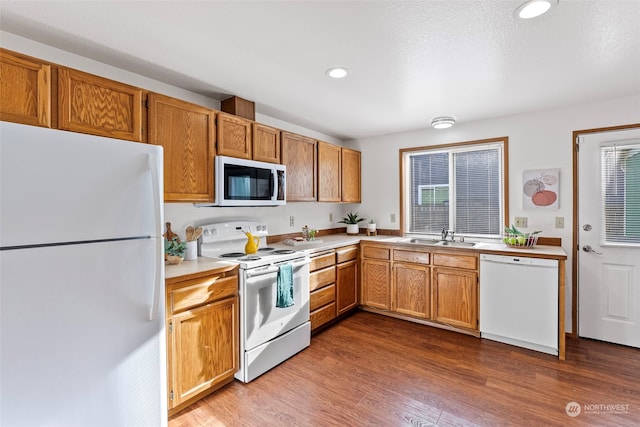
[555,216,564,228]
[514,217,528,228]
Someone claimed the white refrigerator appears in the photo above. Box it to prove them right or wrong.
[0,121,167,427]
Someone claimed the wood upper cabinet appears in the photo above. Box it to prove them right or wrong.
[216,111,252,160]
[58,67,143,141]
[281,131,317,201]
[253,123,281,163]
[0,49,52,127]
[147,93,215,202]
[341,147,361,203]
[433,267,478,330]
[166,270,239,416]
[318,141,342,202]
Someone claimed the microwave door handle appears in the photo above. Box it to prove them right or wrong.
[270,170,276,200]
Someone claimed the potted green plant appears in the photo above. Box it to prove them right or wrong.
[164,236,187,264]
[339,212,366,235]
[367,219,377,233]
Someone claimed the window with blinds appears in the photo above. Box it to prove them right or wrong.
[403,140,505,237]
[601,143,640,244]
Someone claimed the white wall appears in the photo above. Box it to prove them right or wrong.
[0,31,351,239]
[351,94,640,332]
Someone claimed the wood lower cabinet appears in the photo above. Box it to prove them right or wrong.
[393,262,431,319]
[0,49,52,128]
[432,267,478,330]
[148,93,215,202]
[216,111,252,160]
[318,141,342,202]
[309,250,336,330]
[253,123,281,163]
[166,268,239,416]
[281,131,317,201]
[361,244,391,310]
[341,147,361,203]
[361,242,479,333]
[58,67,143,141]
[336,245,359,315]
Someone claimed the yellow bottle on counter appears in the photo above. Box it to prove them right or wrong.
[244,232,259,254]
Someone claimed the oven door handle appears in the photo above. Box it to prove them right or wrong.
[245,258,310,278]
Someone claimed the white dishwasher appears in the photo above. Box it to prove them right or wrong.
[479,254,559,355]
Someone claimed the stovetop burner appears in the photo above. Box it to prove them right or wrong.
[240,256,262,261]
[258,247,275,252]
[273,249,295,254]
[220,252,246,258]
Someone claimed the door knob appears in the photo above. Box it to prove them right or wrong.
[582,245,603,255]
[582,224,592,231]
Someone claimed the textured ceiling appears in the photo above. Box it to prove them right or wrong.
[1,1,639,140]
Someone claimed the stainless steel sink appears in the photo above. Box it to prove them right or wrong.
[405,238,477,248]
[433,240,477,248]
[409,238,442,245]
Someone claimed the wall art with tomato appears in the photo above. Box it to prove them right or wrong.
[523,169,559,209]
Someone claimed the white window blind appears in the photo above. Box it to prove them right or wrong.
[601,143,640,244]
[405,142,504,237]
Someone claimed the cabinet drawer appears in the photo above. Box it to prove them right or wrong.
[311,302,336,330]
[394,250,430,265]
[362,246,390,260]
[170,275,237,314]
[336,245,359,264]
[310,251,335,271]
[433,253,477,270]
[309,266,336,292]
[310,284,336,312]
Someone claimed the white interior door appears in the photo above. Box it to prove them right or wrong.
[578,127,640,348]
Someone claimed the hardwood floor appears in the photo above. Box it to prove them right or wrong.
[169,311,639,427]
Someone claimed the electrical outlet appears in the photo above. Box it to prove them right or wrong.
[555,216,564,228]
[289,216,295,227]
[390,213,396,223]
[329,213,333,222]
[514,216,528,228]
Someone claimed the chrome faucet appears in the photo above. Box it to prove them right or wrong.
[441,227,448,241]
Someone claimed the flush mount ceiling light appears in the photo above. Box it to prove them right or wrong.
[326,67,349,79]
[515,0,558,19]
[431,116,456,129]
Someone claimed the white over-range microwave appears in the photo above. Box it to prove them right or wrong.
[196,156,286,207]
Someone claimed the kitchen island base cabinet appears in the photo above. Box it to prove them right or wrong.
[166,269,239,417]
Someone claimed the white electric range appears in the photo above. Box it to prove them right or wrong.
[199,221,311,382]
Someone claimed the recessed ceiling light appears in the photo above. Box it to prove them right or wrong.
[326,67,349,79]
[515,0,558,19]
[431,116,456,129]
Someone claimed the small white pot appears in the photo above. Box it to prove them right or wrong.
[346,224,360,235]
[367,223,377,232]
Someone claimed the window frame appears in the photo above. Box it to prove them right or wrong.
[399,136,510,237]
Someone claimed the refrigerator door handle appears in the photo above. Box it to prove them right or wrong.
[148,152,163,321]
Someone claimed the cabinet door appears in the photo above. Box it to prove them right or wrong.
[281,131,317,201]
[58,67,142,141]
[393,263,431,319]
[253,123,281,163]
[169,296,239,408]
[0,49,52,127]
[361,259,391,310]
[216,111,252,160]
[318,141,342,202]
[341,147,361,203]
[433,267,478,330]
[148,93,215,202]
[336,259,358,315]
